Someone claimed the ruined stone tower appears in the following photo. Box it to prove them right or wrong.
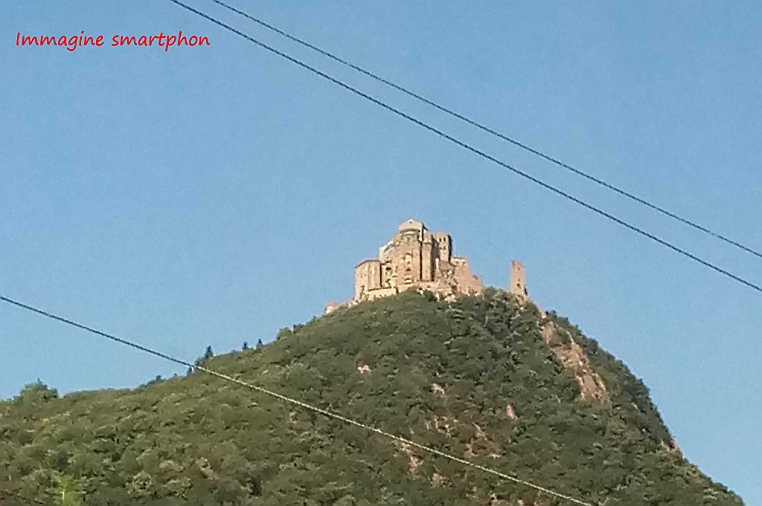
[509,260,528,298]
[508,260,528,297]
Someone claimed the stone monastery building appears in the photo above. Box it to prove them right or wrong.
[325,219,527,313]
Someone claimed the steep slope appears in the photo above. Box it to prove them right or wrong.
[0,290,743,506]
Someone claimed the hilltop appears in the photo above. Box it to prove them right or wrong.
[0,290,744,505]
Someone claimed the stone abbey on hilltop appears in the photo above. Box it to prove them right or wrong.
[325,219,528,313]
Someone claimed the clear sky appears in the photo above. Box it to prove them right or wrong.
[2,1,760,503]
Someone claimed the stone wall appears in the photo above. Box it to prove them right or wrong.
[325,219,528,314]
[351,219,483,303]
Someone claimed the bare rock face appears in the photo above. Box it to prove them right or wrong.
[540,320,608,402]
[661,439,683,456]
[396,442,423,474]
[430,382,446,396]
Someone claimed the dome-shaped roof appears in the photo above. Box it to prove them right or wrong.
[398,219,426,232]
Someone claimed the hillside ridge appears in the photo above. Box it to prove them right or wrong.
[0,290,743,505]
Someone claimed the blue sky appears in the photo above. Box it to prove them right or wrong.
[1,1,760,503]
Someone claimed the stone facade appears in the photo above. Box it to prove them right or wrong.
[353,218,483,302]
[509,260,528,299]
[325,219,528,314]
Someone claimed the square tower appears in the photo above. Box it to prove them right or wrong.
[434,232,451,263]
[510,260,528,298]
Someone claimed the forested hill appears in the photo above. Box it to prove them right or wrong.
[0,290,744,506]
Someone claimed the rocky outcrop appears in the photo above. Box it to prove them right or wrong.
[540,319,608,402]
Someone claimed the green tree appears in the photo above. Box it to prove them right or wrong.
[0,291,745,506]
[15,380,58,404]
[51,472,84,506]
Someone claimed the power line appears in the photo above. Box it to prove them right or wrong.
[0,294,596,506]
[167,0,762,295]
[206,0,762,262]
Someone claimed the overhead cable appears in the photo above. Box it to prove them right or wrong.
[168,0,762,295]
[0,294,596,506]
[207,0,762,262]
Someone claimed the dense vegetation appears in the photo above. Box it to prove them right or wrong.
[0,290,743,505]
